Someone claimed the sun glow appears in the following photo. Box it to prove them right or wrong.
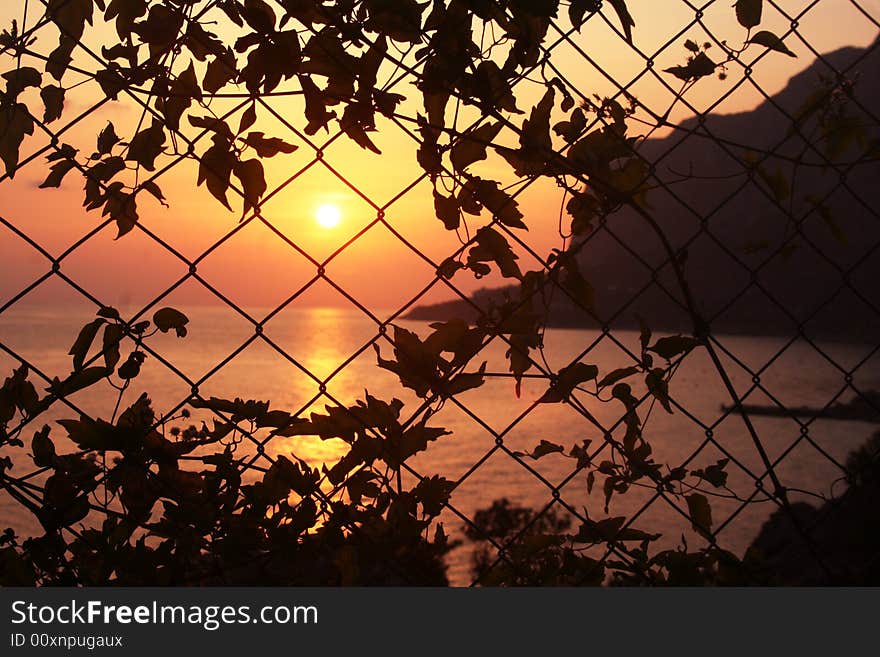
[315,203,342,229]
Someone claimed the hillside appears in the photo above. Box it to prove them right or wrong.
[408,38,880,341]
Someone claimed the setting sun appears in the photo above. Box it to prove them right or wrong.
[315,203,342,229]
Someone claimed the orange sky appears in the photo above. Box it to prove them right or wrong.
[0,1,878,319]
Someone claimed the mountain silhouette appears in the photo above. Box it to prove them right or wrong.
[409,37,880,341]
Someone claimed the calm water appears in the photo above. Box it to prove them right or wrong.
[2,306,878,584]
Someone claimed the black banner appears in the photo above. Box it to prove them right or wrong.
[1,588,877,655]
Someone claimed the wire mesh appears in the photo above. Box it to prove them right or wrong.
[1,0,879,585]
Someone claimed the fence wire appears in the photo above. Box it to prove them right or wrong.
[1,0,879,585]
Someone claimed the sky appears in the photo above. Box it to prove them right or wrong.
[0,0,878,319]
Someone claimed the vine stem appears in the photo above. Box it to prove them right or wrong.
[625,196,836,580]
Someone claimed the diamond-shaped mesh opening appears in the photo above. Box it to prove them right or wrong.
[327,223,440,318]
[195,218,316,309]
[803,285,880,343]
[1,277,96,372]
[60,226,189,309]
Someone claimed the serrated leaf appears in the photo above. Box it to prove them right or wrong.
[468,178,525,229]
[451,121,503,172]
[500,86,555,176]
[97,122,120,155]
[40,158,77,188]
[446,362,487,396]
[467,226,521,280]
[242,131,298,157]
[161,61,201,131]
[126,121,165,170]
[413,475,454,517]
[3,67,41,97]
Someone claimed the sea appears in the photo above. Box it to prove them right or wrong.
[1,305,878,584]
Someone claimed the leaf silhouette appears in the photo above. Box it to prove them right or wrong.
[749,30,796,57]
[96,122,120,155]
[0,103,34,177]
[467,227,522,280]
[451,121,503,171]
[242,131,298,157]
[118,351,145,380]
[153,307,189,337]
[664,52,717,81]
[735,0,763,29]
[40,154,77,189]
[498,86,555,176]
[233,158,267,217]
[569,0,600,30]
[300,76,336,135]
[40,85,65,123]
[598,366,640,389]
[160,61,201,131]
[68,319,104,372]
[197,137,236,210]
[468,178,526,229]
[539,362,599,403]
[685,493,713,536]
[648,335,698,360]
[31,426,56,468]
[608,0,636,43]
[514,440,565,460]
[433,190,460,230]
[3,66,42,98]
[126,121,165,171]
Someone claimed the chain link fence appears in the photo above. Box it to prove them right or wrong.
[1,0,879,585]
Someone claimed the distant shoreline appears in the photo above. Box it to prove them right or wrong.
[404,294,879,344]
